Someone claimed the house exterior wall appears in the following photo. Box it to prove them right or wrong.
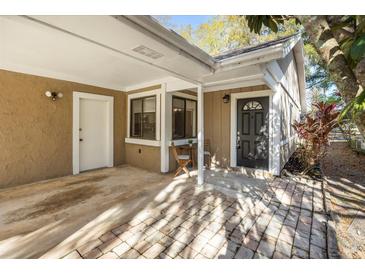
[277,51,302,169]
[125,143,161,172]
[277,51,301,106]
[204,85,269,168]
[125,85,162,173]
[0,69,126,188]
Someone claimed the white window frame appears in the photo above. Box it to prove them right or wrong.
[230,89,274,173]
[126,88,161,147]
[73,92,114,175]
[170,91,198,144]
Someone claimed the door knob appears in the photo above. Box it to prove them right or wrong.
[79,138,83,142]
[236,132,241,149]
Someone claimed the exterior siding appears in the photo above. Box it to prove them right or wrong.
[0,69,126,188]
[278,51,302,170]
[204,85,269,168]
[278,51,301,107]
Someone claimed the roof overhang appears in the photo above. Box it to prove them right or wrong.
[0,15,305,96]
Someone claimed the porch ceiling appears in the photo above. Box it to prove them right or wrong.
[0,16,210,91]
[0,15,302,93]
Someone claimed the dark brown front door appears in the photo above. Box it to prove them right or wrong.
[236,97,269,169]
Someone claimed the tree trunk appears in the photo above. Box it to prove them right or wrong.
[296,16,365,137]
[355,58,365,88]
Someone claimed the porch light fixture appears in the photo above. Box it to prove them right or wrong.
[45,90,63,101]
[222,93,230,104]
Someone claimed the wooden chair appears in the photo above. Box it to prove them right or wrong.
[204,139,212,168]
[171,143,192,177]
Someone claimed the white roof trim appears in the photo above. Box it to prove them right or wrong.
[123,16,303,73]
[292,40,307,113]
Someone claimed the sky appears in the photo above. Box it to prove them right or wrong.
[153,15,213,31]
[168,15,213,28]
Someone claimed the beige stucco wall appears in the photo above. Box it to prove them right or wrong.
[125,143,160,172]
[204,85,269,168]
[0,69,127,188]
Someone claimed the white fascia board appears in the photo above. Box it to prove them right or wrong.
[282,34,302,58]
[203,73,264,87]
[166,79,198,92]
[125,77,171,92]
[125,77,199,93]
[293,40,307,113]
[215,46,284,73]
[203,78,265,93]
[213,35,302,73]
[173,91,197,100]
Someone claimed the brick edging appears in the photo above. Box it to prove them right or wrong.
[320,167,341,259]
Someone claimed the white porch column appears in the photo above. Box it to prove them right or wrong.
[160,83,169,173]
[197,84,204,185]
[263,69,282,176]
[271,85,282,176]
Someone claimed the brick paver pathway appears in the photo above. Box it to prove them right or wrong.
[64,175,329,259]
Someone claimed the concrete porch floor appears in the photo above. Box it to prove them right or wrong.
[0,165,174,258]
[0,166,329,259]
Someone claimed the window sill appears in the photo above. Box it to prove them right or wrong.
[169,138,197,146]
[125,138,161,147]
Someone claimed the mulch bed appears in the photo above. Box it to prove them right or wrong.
[282,149,321,179]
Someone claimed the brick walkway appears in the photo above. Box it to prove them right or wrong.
[64,175,329,259]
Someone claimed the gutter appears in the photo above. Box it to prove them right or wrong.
[215,45,285,72]
[216,34,303,72]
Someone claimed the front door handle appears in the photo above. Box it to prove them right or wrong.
[236,131,241,149]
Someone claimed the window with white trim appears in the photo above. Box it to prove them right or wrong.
[130,96,156,140]
[172,96,197,140]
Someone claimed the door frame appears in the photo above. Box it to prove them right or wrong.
[72,91,114,175]
[230,89,274,173]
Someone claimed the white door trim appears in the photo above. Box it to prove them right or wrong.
[73,92,114,175]
[230,89,275,173]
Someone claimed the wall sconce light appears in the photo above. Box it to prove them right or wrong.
[222,93,230,104]
[45,90,63,101]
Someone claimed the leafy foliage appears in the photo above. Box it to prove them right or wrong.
[292,102,340,173]
[246,15,300,34]
[245,15,365,137]
[330,16,365,68]
[350,34,365,62]
[339,89,365,121]
[304,43,334,91]
[174,16,301,56]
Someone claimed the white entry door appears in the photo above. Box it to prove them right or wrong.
[73,92,113,174]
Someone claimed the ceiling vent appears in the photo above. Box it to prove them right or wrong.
[132,45,164,60]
